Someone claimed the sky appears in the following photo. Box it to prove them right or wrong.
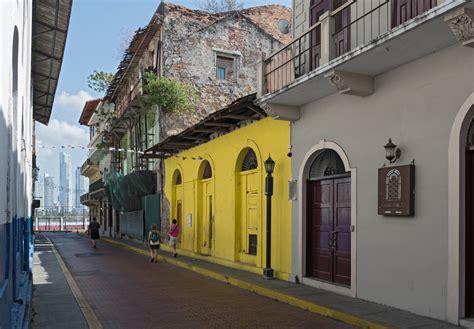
[35,0,291,192]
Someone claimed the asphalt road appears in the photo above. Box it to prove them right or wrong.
[44,232,354,329]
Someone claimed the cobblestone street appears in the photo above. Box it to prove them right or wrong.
[33,232,353,328]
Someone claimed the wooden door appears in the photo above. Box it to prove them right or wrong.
[333,0,350,57]
[176,201,182,245]
[309,0,327,70]
[199,182,212,255]
[307,180,333,280]
[239,172,260,266]
[392,0,434,27]
[306,176,351,286]
[333,177,351,285]
[309,0,350,69]
[466,150,474,316]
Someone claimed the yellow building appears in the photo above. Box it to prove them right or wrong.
[147,95,292,279]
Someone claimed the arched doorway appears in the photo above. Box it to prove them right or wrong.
[465,120,474,317]
[198,160,214,255]
[447,93,474,322]
[306,149,351,286]
[172,169,183,247]
[236,148,262,266]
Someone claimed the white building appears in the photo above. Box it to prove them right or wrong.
[44,174,55,209]
[256,0,473,324]
[59,151,73,210]
[75,166,84,208]
[0,1,71,327]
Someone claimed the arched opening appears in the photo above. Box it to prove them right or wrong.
[305,148,351,287]
[197,160,214,255]
[465,119,474,318]
[447,94,474,322]
[235,147,262,266]
[172,169,183,247]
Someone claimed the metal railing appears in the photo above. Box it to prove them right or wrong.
[34,207,89,231]
[332,0,390,53]
[262,0,392,95]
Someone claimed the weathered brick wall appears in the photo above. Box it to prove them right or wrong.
[159,6,285,139]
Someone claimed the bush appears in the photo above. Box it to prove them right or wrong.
[142,72,198,113]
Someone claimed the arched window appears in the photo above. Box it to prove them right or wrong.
[241,149,258,172]
[202,161,212,179]
[468,120,474,146]
[309,149,346,179]
[174,170,182,185]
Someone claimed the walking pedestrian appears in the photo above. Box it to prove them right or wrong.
[88,217,100,248]
[169,219,180,258]
[148,223,160,263]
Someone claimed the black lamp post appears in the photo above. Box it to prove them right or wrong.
[263,155,275,279]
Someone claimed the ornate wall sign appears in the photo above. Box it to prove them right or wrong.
[378,164,415,216]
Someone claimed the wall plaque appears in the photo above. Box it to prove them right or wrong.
[378,164,415,216]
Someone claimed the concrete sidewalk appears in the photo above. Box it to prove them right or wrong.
[31,233,88,329]
[98,234,460,329]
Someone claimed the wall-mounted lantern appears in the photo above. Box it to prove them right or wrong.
[384,138,401,164]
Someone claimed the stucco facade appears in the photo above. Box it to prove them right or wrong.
[287,43,473,321]
[164,118,293,279]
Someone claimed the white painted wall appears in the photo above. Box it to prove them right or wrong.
[290,43,474,320]
[0,0,33,224]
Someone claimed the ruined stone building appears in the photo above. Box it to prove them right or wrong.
[80,2,291,240]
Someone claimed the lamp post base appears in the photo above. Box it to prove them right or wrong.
[263,268,274,280]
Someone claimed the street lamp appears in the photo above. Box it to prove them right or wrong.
[263,155,275,279]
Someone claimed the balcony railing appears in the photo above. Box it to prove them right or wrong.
[259,0,431,97]
[116,74,148,118]
[89,179,104,193]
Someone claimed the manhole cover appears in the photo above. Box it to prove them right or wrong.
[74,253,104,258]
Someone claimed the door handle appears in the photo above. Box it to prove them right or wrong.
[329,231,338,250]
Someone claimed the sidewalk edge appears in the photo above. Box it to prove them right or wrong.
[45,236,103,329]
[101,236,389,329]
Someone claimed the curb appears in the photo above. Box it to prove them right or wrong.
[100,236,389,329]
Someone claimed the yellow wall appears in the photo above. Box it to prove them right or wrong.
[165,118,292,279]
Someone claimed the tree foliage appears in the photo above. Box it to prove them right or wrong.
[200,0,244,13]
[87,70,114,93]
[142,72,198,114]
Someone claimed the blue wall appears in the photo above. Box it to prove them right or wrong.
[0,217,32,328]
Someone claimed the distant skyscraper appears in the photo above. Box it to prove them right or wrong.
[59,152,73,210]
[75,166,83,208]
[44,174,54,208]
[34,174,44,208]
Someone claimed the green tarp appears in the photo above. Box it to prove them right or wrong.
[104,170,157,212]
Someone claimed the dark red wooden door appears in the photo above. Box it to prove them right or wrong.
[309,0,326,70]
[307,179,333,280]
[309,0,350,69]
[333,177,351,285]
[307,177,351,286]
[466,150,474,316]
[392,0,434,27]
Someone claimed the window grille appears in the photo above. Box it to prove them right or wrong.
[175,171,182,185]
[248,234,257,255]
[309,149,346,179]
[241,149,258,171]
[202,161,212,179]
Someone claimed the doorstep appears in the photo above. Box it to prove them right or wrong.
[96,234,460,329]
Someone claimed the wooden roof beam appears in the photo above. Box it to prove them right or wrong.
[221,114,255,120]
[203,122,238,128]
[181,136,209,141]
